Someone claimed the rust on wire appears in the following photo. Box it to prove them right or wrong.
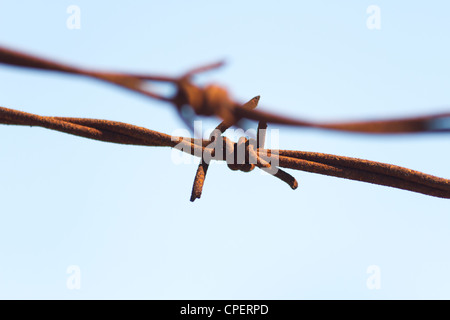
[189,94,298,201]
[1,105,449,200]
[2,45,450,133]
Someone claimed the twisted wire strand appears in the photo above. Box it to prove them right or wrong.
[2,45,450,134]
[1,105,449,200]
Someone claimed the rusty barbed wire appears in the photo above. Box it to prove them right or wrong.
[1,105,449,200]
[1,45,450,201]
[2,45,450,133]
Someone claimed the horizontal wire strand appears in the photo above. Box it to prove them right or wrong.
[1,105,449,199]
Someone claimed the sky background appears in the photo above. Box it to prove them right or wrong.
[0,1,449,299]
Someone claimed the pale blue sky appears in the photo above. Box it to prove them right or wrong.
[0,1,449,299]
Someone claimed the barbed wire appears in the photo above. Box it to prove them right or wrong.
[2,45,450,133]
[1,45,450,201]
[1,105,449,201]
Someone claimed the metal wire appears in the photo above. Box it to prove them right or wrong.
[2,45,450,134]
[1,45,449,201]
[1,105,449,200]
